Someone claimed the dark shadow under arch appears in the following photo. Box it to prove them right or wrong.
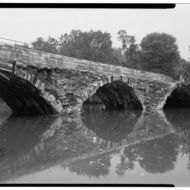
[0,71,57,115]
[164,84,190,109]
[84,80,143,110]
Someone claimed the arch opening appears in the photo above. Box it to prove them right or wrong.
[82,80,143,112]
[164,84,190,109]
[0,71,57,116]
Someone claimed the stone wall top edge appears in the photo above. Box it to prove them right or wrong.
[0,44,174,82]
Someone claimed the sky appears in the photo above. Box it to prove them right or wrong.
[0,4,190,60]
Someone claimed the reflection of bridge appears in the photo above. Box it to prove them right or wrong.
[0,43,180,115]
[0,110,184,183]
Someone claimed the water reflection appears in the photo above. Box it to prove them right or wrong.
[165,109,190,171]
[0,115,58,181]
[116,133,179,175]
[67,108,178,178]
[115,147,136,176]
[0,107,190,185]
[0,113,112,182]
[137,134,179,174]
[66,153,111,178]
[165,109,190,130]
[81,106,142,143]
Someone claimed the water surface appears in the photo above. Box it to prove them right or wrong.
[0,106,190,186]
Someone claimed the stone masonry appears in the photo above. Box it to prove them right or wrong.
[0,44,178,115]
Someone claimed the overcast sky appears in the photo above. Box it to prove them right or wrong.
[0,4,189,60]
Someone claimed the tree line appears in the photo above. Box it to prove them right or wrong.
[31,29,190,80]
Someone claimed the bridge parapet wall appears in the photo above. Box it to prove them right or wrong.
[0,44,175,83]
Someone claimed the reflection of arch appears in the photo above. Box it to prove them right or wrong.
[164,108,190,159]
[165,109,190,171]
[0,70,58,115]
[0,115,61,182]
[0,115,112,182]
[164,109,190,129]
[80,77,143,111]
[0,115,56,161]
[112,110,179,175]
[81,109,142,143]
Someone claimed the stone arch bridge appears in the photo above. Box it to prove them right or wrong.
[0,44,182,115]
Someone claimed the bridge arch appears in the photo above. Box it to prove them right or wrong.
[0,70,60,115]
[156,83,178,110]
[79,76,143,112]
[164,83,190,109]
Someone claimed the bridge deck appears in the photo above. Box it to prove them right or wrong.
[0,44,176,84]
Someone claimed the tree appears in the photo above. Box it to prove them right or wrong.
[58,30,115,64]
[31,30,130,65]
[32,37,58,54]
[140,32,181,79]
[117,30,128,51]
[117,30,140,69]
[177,58,190,82]
[112,48,126,66]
